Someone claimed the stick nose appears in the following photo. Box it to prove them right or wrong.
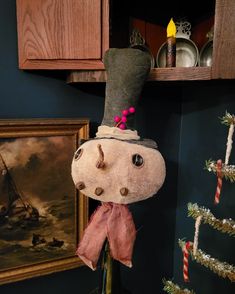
[96,144,105,169]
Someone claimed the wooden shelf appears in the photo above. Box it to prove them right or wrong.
[67,67,212,83]
[149,67,211,81]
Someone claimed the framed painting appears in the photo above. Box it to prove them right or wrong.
[0,118,89,284]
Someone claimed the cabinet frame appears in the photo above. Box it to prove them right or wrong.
[16,0,109,70]
[68,0,235,82]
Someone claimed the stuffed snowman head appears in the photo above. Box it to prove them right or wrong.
[71,48,166,270]
[72,48,166,204]
[72,137,165,204]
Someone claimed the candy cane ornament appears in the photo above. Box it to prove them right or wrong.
[214,159,223,205]
[193,215,202,256]
[225,123,234,165]
[183,241,192,282]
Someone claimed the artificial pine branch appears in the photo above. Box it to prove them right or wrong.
[188,203,235,237]
[205,159,235,183]
[163,279,196,294]
[220,111,235,126]
[178,239,235,282]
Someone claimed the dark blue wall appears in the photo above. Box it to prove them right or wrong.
[0,1,180,294]
[120,83,181,294]
[173,81,235,294]
[0,1,103,293]
[0,1,105,125]
[0,1,234,294]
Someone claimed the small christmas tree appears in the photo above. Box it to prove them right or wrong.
[163,112,235,294]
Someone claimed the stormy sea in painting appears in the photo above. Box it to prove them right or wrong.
[0,135,77,271]
[0,196,76,270]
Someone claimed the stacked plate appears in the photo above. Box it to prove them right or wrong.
[129,28,155,68]
[199,26,214,67]
[156,37,199,67]
[199,40,213,66]
[156,20,199,68]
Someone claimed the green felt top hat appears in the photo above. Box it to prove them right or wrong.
[96,48,154,147]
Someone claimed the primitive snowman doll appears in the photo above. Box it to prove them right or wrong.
[71,48,166,272]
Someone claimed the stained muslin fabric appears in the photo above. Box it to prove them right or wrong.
[76,202,136,270]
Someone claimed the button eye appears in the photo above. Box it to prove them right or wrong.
[74,148,83,161]
[132,154,144,168]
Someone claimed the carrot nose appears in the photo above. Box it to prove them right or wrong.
[96,144,105,169]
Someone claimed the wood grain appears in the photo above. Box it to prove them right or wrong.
[21,59,105,70]
[16,0,106,69]
[146,22,166,59]
[212,0,235,78]
[149,67,211,81]
[67,70,106,82]
[67,67,212,83]
[102,0,109,58]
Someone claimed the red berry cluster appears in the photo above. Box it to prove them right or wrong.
[114,106,135,130]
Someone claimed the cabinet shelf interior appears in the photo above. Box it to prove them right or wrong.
[111,0,215,67]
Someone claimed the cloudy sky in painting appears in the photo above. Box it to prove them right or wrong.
[0,136,75,202]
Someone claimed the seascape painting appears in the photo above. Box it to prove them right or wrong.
[0,135,77,271]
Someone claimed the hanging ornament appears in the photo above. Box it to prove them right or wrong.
[179,239,235,282]
[225,122,234,165]
[214,159,223,205]
[205,112,235,204]
[206,160,235,183]
[193,216,202,255]
[182,241,193,282]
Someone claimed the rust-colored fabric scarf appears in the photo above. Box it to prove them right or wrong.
[76,202,136,270]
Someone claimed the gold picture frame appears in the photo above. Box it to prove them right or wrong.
[0,118,89,284]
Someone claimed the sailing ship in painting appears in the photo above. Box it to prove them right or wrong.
[0,136,76,271]
[0,153,40,225]
[0,153,65,249]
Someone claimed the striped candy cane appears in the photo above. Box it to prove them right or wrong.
[214,159,223,205]
[183,241,192,282]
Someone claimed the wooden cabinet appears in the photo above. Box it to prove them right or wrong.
[212,0,235,78]
[16,0,109,69]
[16,0,235,81]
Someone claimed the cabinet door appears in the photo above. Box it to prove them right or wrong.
[212,0,235,79]
[16,0,109,69]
